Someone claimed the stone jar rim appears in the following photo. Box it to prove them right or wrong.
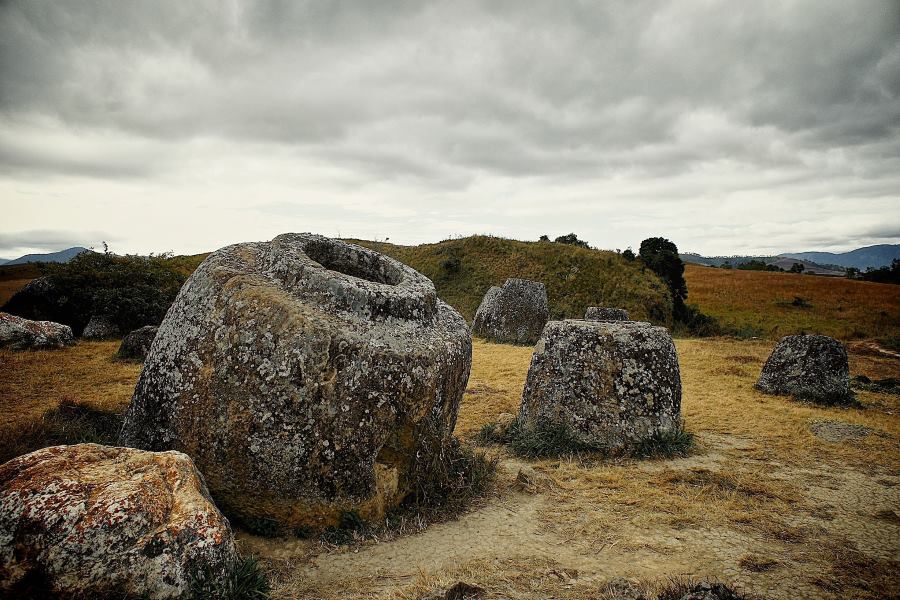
[266,233,438,321]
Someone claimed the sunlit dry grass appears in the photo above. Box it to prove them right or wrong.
[1,338,898,599]
[0,341,139,430]
[684,264,900,340]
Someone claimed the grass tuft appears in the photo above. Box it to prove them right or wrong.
[190,555,271,600]
[0,398,123,465]
[477,418,694,461]
[632,426,694,459]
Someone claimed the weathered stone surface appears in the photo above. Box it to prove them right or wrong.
[118,325,159,361]
[119,233,472,529]
[82,314,121,339]
[0,444,237,599]
[675,582,743,600]
[756,334,851,403]
[472,278,549,345]
[519,320,681,450]
[0,312,74,350]
[585,306,630,321]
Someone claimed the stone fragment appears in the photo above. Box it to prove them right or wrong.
[82,314,121,339]
[472,278,549,345]
[756,334,851,403]
[117,325,159,361]
[0,312,74,350]
[0,444,237,599]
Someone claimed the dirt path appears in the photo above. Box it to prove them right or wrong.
[243,429,899,599]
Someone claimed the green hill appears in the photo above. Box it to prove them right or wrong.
[354,236,672,324]
[0,237,673,326]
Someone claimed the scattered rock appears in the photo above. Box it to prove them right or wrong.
[423,581,486,600]
[117,325,159,361]
[585,307,630,321]
[519,320,682,451]
[119,233,472,530]
[0,444,237,599]
[472,278,549,345]
[0,312,74,350]
[676,581,743,600]
[599,577,647,600]
[852,375,900,395]
[756,334,852,404]
[809,420,872,442]
[514,465,554,493]
[82,314,121,339]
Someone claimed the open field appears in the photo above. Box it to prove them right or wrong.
[1,337,897,599]
[684,264,900,341]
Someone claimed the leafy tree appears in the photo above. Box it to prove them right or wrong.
[845,267,860,279]
[860,259,900,284]
[538,235,550,242]
[621,248,636,261]
[789,262,805,273]
[639,237,688,315]
[553,233,589,248]
[737,259,782,272]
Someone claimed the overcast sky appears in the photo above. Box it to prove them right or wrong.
[1,1,899,258]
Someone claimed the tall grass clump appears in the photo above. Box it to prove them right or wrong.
[0,398,124,464]
[477,419,693,461]
[190,555,271,600]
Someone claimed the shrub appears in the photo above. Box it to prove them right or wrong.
[639,237,688,314]
[553,233,590,248]
[672,303,722,337]
[398,431,498,520]
[2,251,187,335]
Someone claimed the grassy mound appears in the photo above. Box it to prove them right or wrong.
[355,236,672,323]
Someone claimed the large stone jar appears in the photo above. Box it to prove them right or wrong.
[120,233,472,529]
[519,320,681,450]
[472,278,549,345]
[756,334,851,403]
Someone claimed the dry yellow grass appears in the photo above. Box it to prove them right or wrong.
[0,341,139,430]
[684,263,900,340]
[1,338,898,599]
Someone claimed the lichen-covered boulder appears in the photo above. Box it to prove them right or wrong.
[756,334,851,403]
[82,314,121,339]
[0,444,237,599]
[0,312,74,350]
[585,307,630,321]
[472,278,549,345]
[119,233,471,530]
[118,325,159,361]
[519,320,681,450]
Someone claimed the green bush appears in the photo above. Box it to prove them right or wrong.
[2,251,187,335]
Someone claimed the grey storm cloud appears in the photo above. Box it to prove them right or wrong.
[0,0,898,255]
[0,229,112,253]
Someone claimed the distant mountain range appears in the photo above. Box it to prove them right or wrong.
[0,247,92,266]
[780,244,900,270]
[682,244,899,272]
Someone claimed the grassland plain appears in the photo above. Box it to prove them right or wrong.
[1,338,897,599]
[684,264,900,342]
